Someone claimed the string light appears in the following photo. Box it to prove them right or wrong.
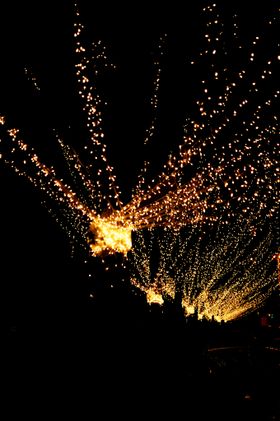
[0,3,278,257]
[129,214,278,322]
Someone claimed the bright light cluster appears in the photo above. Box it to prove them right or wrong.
[88,216,133,256]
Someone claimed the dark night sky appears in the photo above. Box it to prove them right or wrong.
[0,0,278,335]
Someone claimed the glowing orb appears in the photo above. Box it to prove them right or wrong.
[88,217,133,256]
[146,289,164,305]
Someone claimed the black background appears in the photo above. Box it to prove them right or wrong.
[1,2,279,419]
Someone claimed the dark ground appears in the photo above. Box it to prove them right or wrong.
[5,263,280,420]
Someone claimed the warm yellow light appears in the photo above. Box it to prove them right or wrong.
[88,217,133,256]
[146,289,164,305]
[183,305,196,315]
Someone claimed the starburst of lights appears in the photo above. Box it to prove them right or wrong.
[0,3,278,257]
[128,214,278,322]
